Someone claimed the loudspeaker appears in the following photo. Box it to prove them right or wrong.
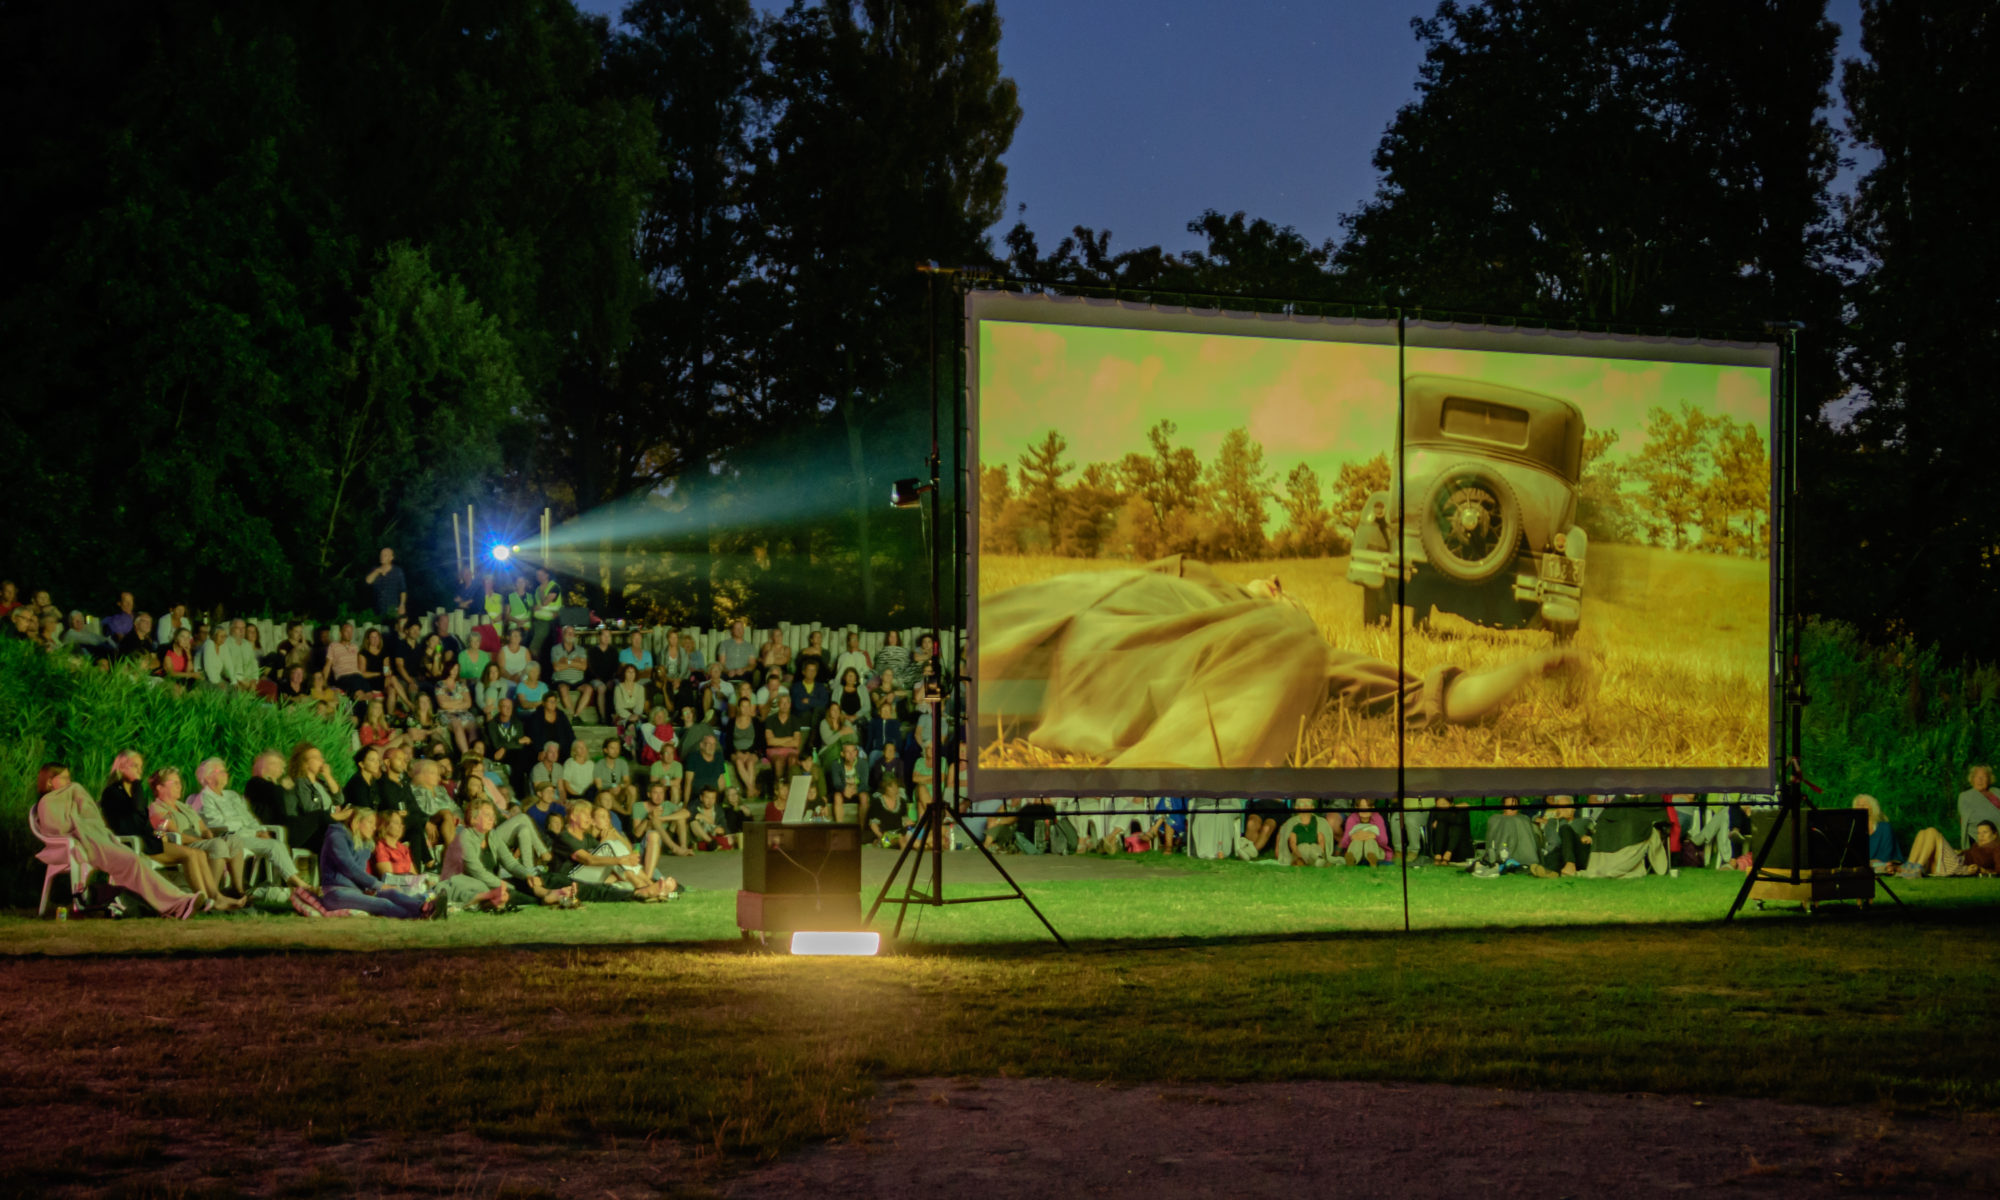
[739,821,864,933]
[1749,808,1868,872]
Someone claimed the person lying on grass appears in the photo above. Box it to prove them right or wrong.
[979,556,1585,769]
[1906,821,2000,877]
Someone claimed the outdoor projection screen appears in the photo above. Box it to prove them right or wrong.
[967,290,1777,800]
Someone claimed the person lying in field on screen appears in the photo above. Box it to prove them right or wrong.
[978,556,1583,769]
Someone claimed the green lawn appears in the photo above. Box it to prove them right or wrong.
[0,864,1995,1192]
[0,854,1988,955]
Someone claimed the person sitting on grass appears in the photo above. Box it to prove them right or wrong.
[1853,794,1901,871]
[1906,821,2000,877]
[36,763,205,919]
[1241,798,1289,859]
[435,799,525,911]
[369,808,428,891]
[980,800,1020,853]
[544,804,670,902]
[1146,797,1187,856]
[572,802,681,898]
[1426,797,1473,866]
[1121,819,1152,855]
[192,758,311,894]
[688,786,733,850]
[857,779,901,846]
[1528,800,1593,877]
[318,808,439,919]
[1341,798,1390,866]
[1285,799,1326,866]
[634,778,695,857]
[1475,796,1541,876]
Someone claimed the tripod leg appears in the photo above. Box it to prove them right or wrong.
[945,802,1068,948]
[865,810,927,926]
[1872,872,1907,907]
[1725,801,1794,921]
[891,805,942,940]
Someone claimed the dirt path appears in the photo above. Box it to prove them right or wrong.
[728,1077,1998,1199]
[12,1079,1993,1198]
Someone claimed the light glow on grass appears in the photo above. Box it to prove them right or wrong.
[792,930,880,956]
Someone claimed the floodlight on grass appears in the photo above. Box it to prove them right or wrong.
[791,930,880,956]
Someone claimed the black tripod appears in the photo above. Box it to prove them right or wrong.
[863,777,1068,947]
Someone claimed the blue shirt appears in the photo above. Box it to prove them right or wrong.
[516,680,550,707]
[619,648,654,672]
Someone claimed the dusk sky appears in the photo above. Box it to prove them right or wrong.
[577,0,1870,256]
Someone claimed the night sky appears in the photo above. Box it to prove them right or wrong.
[577,0,1870,254]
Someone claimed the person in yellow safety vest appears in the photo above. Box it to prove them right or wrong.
[505,576,533,634]
[529,568,561,656]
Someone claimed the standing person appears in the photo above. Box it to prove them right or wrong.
[505,575,533,635]
[102,592,137,642]
[365,548,408,620]
[529,567,561,656]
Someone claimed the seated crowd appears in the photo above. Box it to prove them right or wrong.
[13,573,965,918]
[14,574,1999,921]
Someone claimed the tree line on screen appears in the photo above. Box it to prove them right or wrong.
[984,402,1768,562]
[1,1,1993,663]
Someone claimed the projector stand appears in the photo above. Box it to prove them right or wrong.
[865,797,1068,948]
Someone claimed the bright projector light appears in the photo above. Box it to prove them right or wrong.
[791,931,880,956]
[491,544,512,562]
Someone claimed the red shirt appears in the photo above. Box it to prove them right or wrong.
[371,840,415,876]
[358,723,394,750]
[1964,841,2000,874]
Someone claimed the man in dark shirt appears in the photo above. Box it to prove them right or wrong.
[365,548,408,619]
[433,613,464,658]
[485,697,534,795]
[682,733,729,807]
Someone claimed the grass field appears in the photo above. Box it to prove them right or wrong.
[1,898,1996,1194]
[2,852,1988,953]
[979,546,1769,772]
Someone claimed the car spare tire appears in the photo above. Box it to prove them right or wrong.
[1417,463,1522,584]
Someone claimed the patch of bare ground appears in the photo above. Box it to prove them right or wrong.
[729,1077,1999,1200]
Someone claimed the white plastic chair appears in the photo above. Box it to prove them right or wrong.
[28,807,90,917]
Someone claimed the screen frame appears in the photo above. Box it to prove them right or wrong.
[965,289,1780,801]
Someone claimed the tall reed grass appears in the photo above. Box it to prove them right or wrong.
[0,640,352,902]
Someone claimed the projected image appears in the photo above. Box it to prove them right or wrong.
[972,304,1773,794]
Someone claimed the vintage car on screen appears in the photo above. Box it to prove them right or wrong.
[1347,374,1587,641]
